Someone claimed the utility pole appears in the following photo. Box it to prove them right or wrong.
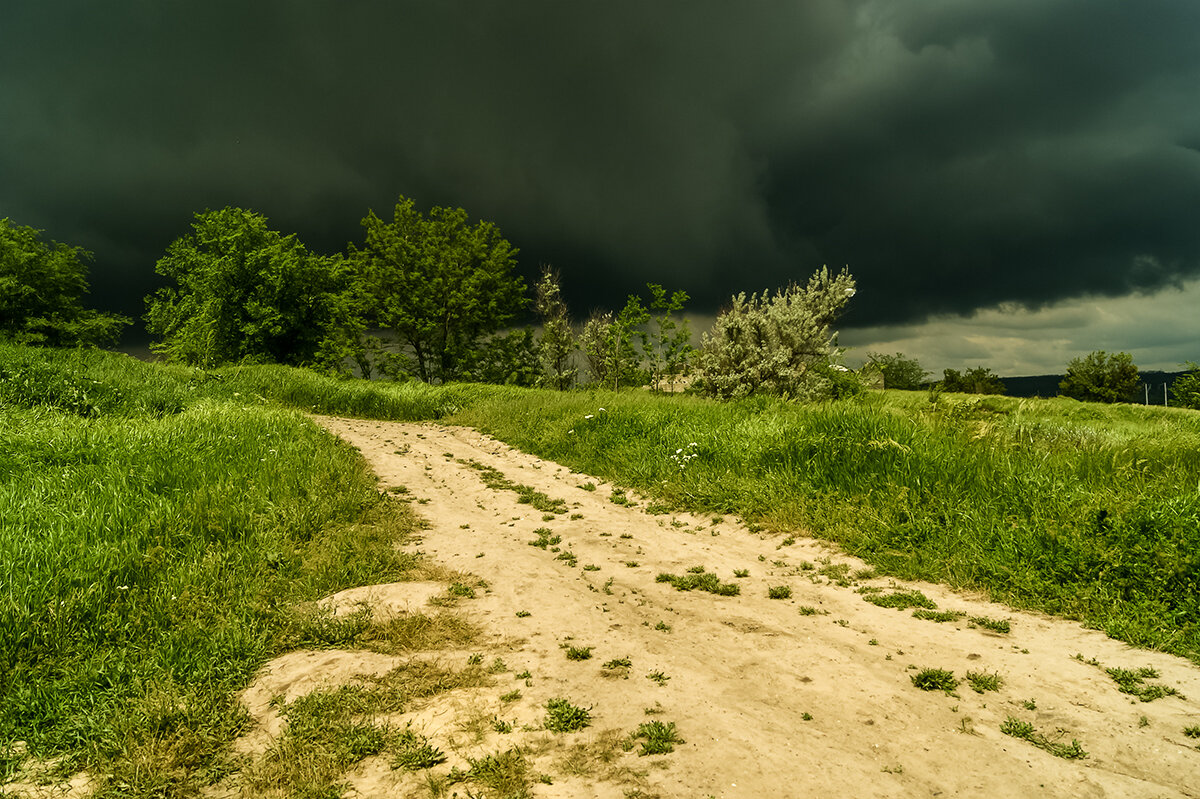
[1164,383,1169,407]
[1144,383,1149,405]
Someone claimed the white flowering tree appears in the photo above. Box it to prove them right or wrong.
[694,266,857,400]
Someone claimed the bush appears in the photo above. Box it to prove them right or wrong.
[694,266,856,400]
[1059,351,1139,403]
[1171,363,1200,410]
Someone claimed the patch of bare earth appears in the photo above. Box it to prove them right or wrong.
[230,417,1200,798]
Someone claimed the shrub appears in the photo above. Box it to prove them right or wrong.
[694,266,856,400]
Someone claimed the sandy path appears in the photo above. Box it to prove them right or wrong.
[269,417,1200,797]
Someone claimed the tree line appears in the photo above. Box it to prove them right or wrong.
[4,203,1200,408]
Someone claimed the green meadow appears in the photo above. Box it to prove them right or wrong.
[4,343,1200,790]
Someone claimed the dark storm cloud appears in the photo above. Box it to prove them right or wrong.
[2,1,1199,330]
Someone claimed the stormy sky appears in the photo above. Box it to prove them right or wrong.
[3,1,1199,374]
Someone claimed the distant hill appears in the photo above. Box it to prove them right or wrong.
[1001,370,1188,406]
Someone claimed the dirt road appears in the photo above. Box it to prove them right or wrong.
[255,417,1200,797]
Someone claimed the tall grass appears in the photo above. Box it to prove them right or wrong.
[0,345,422,790]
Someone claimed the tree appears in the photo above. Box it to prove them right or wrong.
[463,328,541,386]
[868,352,929,390]
[694,266,856,400]
[942,366,1005,395]
[1170,362,1200,410]
[1059,351,1139,403]
[0,218,130,346]
[354,197,526,383]
[146,207,361,368]
[646,283,693,391]
[579,296,650,389]
[534,266,576,390]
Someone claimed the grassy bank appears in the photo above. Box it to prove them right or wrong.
[0,345,426,790]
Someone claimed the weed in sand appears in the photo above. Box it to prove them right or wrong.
[632,721,683,756]
[798,605,819,616]
[768,585,792,600]
[500,690,522,703]
[1184,725,1200,738]
[863,589,937,610]
[1000,717,1087,759]
[965,671,1004,693]
[545,699,592,732]
[969,615,1011,633]
[1022,699,1037,711]
[447,582,476,599]
[647,671,670,686]
[391,727,447,771]
[733,569,750,578]
[565,645,594,661]
[584,564,601,571]
[1104,666,1181,702]
[556,550,579,567]
[913,609,966,623]
[492,718,514,734]
[488,658,508,674]
[528,527,562,549]
[801,712,813,721]
[462,459,568,514]
[447,748,534,796]
[515,610,531,618]
[654,621,672,632]
[911,668,959,695]
[655,568,740,596]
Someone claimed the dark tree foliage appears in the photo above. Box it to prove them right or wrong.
[1059,351,1140,403]
[0,218,130,346]
[464,328,541,387]
[942,366,1006,395]
[868,352,929,390]
[1170,362,1200,410]
[145,207,361,368]
[354,197,526,383]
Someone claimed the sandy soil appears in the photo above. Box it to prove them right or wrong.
[259,416,1200,799]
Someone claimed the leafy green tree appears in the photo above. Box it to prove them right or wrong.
[942,366,1006,395]
[694,266,856,400]
[146,207,361,368]
[464,328,541,386]
[1170,362,1200,410]
[354,197,526,383]
[646,283,693,391]
[579,296,651,390]
[1059,351,1139,403]
[868,352,929,390]
[534,266,577,390]
[0,218,130,346]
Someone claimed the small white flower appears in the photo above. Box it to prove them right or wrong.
[117,585,129,591]
[676,448,683,454]
[585,414,594,419]
[598,407,606,412]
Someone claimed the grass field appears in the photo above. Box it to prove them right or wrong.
[4,343,1200,791]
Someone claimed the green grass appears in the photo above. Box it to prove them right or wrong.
[655,568,741,596]
[0,345,440,791]
[631,721,683,756]
[544,699,592,732]
[910,668,959,694]
[1000,716,1087,759]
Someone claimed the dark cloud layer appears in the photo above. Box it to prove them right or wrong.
[3,1,1199,333]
